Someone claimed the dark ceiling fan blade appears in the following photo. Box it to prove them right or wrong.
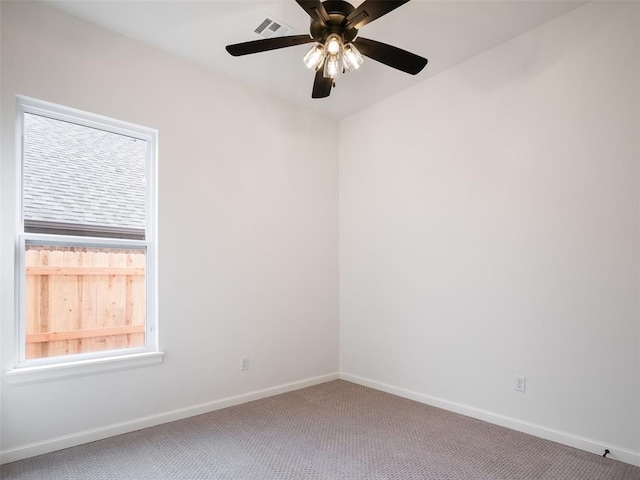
[345,0,410,29]
[295,0,330,27]
[226,35,313,56]
[312,70,333,98]
[353,37,427,75]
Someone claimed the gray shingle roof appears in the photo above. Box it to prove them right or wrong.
[23,113,146,232]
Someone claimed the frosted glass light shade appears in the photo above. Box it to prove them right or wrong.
[325,34,342,55]
[303,43,325,71]
[343,43,364,71]
[323,54,341,79]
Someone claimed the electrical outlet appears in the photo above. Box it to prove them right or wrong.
[241,356,249,371]
[515,375,526,393]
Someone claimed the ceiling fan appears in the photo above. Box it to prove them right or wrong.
[225,0,428,99]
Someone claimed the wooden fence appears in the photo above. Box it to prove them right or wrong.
[25,246,146,359]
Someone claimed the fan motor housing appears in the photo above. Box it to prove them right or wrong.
[309,0,358,44]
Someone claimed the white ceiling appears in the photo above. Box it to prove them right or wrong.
[44,0,586,119]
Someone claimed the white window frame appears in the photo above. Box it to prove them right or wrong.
[11,96,160,377]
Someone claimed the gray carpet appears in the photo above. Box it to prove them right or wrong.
[2,380,639,479]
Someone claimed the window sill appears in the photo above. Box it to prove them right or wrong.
[5,351,164,385]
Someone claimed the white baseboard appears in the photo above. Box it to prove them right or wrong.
[339,372,640,468]
[0,372,339,465]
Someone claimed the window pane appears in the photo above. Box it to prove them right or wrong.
[22,113,147,239]
[25,243,146,360]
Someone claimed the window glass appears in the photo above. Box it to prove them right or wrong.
[23,113,147,239]
[24,243,146,360]
[17,98,157,366]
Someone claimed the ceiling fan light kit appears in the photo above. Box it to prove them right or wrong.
[226,0,428,99]
[303,35,364,79]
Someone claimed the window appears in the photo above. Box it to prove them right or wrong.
[15,96,158,368]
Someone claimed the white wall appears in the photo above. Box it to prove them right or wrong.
[340,0,640,461]
[1,1,338,459]
[3,0,640,468]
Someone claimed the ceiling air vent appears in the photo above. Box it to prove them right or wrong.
[253,16,292,39]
